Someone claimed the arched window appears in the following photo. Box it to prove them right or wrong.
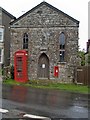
[23,33,28,49]
[59,32,65,62]
[59,32,65,49]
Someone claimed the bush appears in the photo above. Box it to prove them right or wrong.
[10,65,14,79]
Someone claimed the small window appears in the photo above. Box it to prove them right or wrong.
[0,32,2,41]
[59,32,65,49]
[0,28,4,42]
[0,48,3,63]
[23,33,28,49]
[60,51,65,62]
[0,49,1,62]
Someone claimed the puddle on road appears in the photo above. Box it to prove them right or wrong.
[70,105,88,112]
[3,85,88,106]
[10,86,28,103]
[2,84,88,118]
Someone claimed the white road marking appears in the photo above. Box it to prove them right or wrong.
[0,108,51,119]
[23,114,51,119]
[0,108,9,113]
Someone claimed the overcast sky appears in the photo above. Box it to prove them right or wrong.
[0,0,89,51]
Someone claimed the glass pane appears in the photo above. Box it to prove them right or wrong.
[0,49,1,62]
[60,45,65,49]
[23,33,28,49]
[16,57,22,72]
[59,33,65,49]
[60,51,65,62]
[0,32,2,40]
[16,57,23,78]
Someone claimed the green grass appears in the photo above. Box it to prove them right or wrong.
[3,79,89,94]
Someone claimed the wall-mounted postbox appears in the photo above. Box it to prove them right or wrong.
[14,50,28,82]
[54,66,59,77]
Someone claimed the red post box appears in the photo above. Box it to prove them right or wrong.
[54,66,59,77]
[14,50,28,82]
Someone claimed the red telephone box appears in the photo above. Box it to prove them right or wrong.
[14,50,28,82]
[54,66,59,77]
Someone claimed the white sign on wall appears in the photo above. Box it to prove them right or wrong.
[42,64,45,68]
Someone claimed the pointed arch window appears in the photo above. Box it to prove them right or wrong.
[59,32,65,49]
[23,33,28,49]
[59,32,65,62]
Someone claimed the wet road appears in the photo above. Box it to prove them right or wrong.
[2,84,89,119]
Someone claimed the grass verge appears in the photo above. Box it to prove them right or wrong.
[3,79,89,94]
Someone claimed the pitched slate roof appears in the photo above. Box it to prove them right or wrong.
[0,7,16,19]
[10,1,79,25]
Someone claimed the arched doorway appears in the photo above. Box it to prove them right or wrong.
[38,53,49,79]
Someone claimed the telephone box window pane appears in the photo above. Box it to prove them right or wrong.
[16,57,23,78]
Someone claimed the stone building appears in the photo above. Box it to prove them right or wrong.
[85,39,90,66]
[10,1,79,82]
[0,7,15,69]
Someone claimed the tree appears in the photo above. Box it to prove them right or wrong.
[78,50,85,66]
[88,53,90,65]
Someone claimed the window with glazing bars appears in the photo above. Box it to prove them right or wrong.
[0,49,2,62]
[0,32,2,41]
[59,32,65,62]
[60,51,65,62]
[59,32,65,49]
[23,33,28,49]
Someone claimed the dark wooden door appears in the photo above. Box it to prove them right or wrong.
[38,53,49,79]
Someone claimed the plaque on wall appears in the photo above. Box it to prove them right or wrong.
[42,64,45,68]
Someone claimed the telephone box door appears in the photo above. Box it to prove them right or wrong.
[14,50,28,82]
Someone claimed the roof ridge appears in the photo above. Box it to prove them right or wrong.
[10,1,79,25]
[0,7,16,19]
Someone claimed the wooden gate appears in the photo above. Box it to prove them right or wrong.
[38,53,49,79]
[77,66,90,85]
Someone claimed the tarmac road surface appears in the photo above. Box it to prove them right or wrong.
[1,84,89,119]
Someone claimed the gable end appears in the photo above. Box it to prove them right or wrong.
[10,1,79,26]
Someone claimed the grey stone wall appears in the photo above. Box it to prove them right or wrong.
[12,5,78,28]
[0,9,2,25]
[0,7,15,68]
[10,3,79,82]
